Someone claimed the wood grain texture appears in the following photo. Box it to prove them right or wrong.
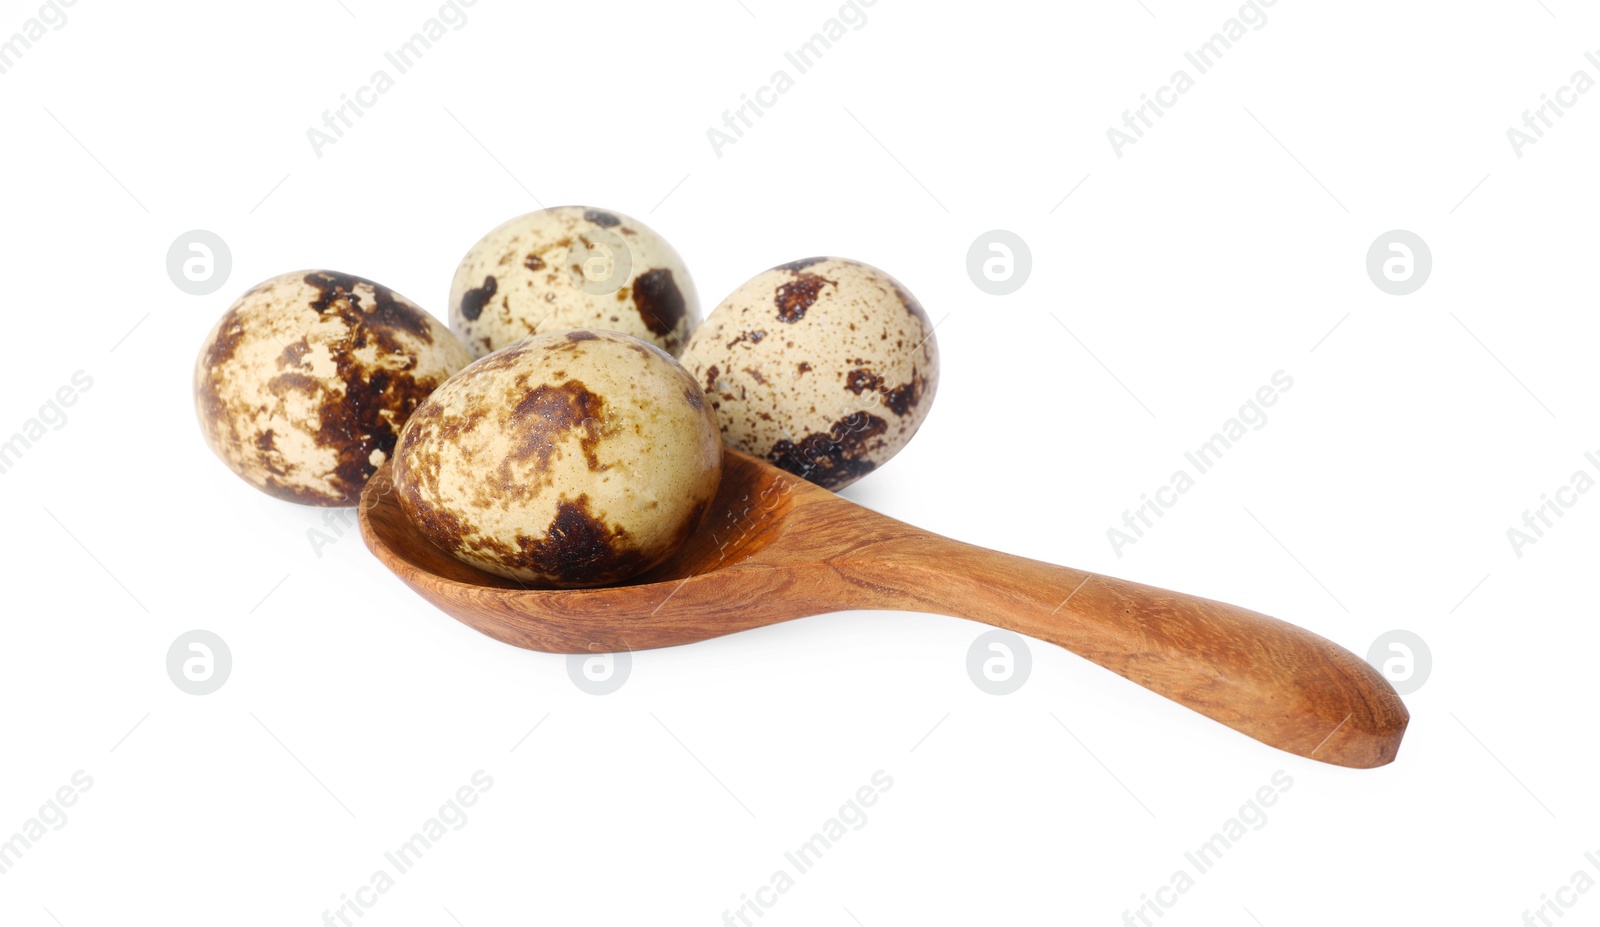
[360,449,1408,768]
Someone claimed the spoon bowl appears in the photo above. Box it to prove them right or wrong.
[360,449,1408,768]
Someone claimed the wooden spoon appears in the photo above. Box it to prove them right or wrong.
[359,449,1407,768]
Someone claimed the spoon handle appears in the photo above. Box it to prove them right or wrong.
[835,530,1407,768]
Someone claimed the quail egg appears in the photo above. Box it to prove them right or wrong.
[680,257,938,490]
[449,206,699,359]
[393,329,721,586]
[195,270,471,506]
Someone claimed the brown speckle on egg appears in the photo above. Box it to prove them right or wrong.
[845,369,884,394]
[768,411,890,488]
[774,273,835,323]
[632,267,687,343]
[459,275,498,322]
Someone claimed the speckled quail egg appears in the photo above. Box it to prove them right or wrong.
[195,270,472,506]
[449,206,699,360]
[680,257,938,490]
[393,329,721,587]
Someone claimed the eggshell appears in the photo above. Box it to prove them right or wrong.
[194,270,471,506]
[393,329,721,587]
[449,206,699,359]
[680,257,938,490]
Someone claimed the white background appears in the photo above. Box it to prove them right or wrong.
[1,1,1596,925]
